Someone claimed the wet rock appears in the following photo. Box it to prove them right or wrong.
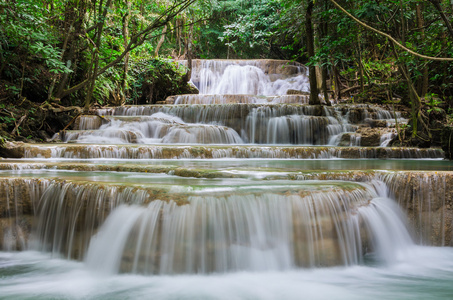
[365,119,388,128]
[337,133,358,147]
[186,81,199,94]
[0,141,25,158]
[441,126,453,160]
[287,89,310,96]
[385,171,453,246]
[164,96,177,104]
[346,109,362,124]
[38,130,52,141]
[73,115,104,130]
[355,128,381,147]
[0,216,33,251]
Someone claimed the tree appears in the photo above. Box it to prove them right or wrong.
[52,0,199,108]
[305,0,320,105]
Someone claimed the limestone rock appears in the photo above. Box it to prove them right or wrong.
[287,89,310,96]
[186,81,199,94]
[0,141,25,158]
[356,128,382,147]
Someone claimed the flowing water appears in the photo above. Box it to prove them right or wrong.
[1,59,452,299]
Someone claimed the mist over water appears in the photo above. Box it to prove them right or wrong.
[2,246,453,300]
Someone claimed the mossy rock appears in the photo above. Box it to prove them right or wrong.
[441,126,453,160]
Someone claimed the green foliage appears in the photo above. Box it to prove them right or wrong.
[92,66,124,106]
[1,0,453,120]
[425,93,443,115]
[0,0,70,75]
[195,0,288,59]
[0,0,71,102]
[128,58,190,104]
[218,0,281,57]
[0,103,17,127]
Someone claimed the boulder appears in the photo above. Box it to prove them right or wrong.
[0,141,25,158]
[287,89,310,96]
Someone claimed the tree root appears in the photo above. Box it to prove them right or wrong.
[11,114,27,136]
[39,102,83,113]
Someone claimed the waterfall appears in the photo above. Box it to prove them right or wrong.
[0,58,450,299]
[22,143,444,159]
[84,181,413,274]
[67,60,404,147]
[0,176,417,273]
[72,101,406,147]
[187,59,309,95]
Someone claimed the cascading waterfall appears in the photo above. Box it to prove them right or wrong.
[22,143,443,159]
[0,176,414,273]
[172,94,310,105]
[0,58,451,299]
[64,113,244,144]
[83,181,411,274]
[64,60,405,146]
[68,104,407,146]
[188,59,309,95]
[193,64,309,95]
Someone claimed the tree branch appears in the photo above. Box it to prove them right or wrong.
[60,0,197,99]
[328,0,453,61]
[426,0,453,40]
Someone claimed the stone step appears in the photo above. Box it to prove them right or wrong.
[164,94,310,105]
[17,143,443,159]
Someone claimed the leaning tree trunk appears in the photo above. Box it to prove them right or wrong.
[306,0,320,105]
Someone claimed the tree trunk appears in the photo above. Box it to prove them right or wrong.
[306,0,320,105]
[54,0,86,100]
[85,0,113,109]
[427,0,453,40]
[333,64,341,100]
[121,0,131,105]
[416,3,429,97]
[183,23,194,82]
[391,43,429,140]
[320,0,330,105]
[154,24,168,57]
[321,66,330,105]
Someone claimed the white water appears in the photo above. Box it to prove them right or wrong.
[173,94,310,105]
[194,64,309,95]
[2,246,453,299]
[189,60,309,95]
[24,143,444,159]
[68,105,404,146]
[82,181,413,275]
[64,60,403,146]
[65,112,244,144]
[1,58,450,299]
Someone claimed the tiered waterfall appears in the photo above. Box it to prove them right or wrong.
[1,59,453,299]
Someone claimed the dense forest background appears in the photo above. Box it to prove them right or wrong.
[1,0,453,152]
